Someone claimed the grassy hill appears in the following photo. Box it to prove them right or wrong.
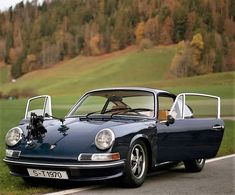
[1,45,234,98]
[1,46,177,95]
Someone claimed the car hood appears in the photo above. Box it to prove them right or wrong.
[17,117,149,161]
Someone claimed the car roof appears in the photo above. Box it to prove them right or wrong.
[87,87,173,96]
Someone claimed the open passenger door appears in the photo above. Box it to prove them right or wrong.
[156,93,224,163]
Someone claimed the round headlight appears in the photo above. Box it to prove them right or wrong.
[95,129,115,150]
[5,127,23,146]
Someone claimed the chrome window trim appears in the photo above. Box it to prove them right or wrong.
[169,93,221,119]
[24,95,52,119]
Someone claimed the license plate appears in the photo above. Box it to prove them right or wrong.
[27,168,68,179]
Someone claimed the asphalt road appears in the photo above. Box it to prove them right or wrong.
[45,155,234,195]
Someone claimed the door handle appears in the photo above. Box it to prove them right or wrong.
[212,125,224,130]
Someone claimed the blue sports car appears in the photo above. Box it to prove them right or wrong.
[4,87,224,187]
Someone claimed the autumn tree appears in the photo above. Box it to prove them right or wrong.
[170,42,193,77]
[135,21,145,44]
[112,7,128,50]
[21,53,37,73]
[89,34,102,55]
[185,12,196,40]
[0,39,6,61]
[190,33,205,75]
[8,48,18,64]
[144,17,159,43]
[159,16,174,44]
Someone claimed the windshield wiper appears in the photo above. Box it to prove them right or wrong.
[85,111,102,119]
[110,108,152,118]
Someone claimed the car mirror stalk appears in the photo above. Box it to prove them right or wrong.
[166,115,175,126]
[45,113,65,125]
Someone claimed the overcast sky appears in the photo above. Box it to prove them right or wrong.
[0,0,44,11]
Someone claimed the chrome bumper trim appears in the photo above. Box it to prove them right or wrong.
[3,158,125,169]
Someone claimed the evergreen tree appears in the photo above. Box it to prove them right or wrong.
[229,0,235,21]
[11,50,27,79]
[203,2,214,32]
[4,32,14,64]
[214,50,223,72]
[173,8,187,43]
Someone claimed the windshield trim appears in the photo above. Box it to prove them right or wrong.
[66,89,157,119]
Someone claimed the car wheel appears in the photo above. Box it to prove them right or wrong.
[122,139,148,187]
[184,159,206,172]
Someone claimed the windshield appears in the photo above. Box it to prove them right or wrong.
[68,90,155,118]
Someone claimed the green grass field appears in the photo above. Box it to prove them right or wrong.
[0,45,234,194]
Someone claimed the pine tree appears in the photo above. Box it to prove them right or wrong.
[11,50,27,78]
[229,0,235,21]
[173,8,187,43]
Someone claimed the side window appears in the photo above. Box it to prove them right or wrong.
[169,94,220,119]
[158,95,174,121]
[169,95,193,119]
[25,96,52,119]
[184,95,218,118]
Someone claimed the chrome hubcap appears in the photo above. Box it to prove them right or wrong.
[130,144,145,179]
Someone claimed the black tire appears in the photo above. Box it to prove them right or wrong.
[184,159,206,172]
[122,139,148,188]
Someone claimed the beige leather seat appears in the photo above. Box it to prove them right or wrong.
[158,110,168,121]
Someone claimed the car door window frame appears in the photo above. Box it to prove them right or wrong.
[169,93,221,119]
[24,95,52,119]
[157,93,175,121]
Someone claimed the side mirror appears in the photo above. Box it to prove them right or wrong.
[166,115,175,126]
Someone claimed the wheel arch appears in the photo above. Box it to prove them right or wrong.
[130,134,153,172]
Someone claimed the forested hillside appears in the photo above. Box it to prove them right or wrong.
[0,0,234,79]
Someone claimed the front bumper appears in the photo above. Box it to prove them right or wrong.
[3,158,125,181]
